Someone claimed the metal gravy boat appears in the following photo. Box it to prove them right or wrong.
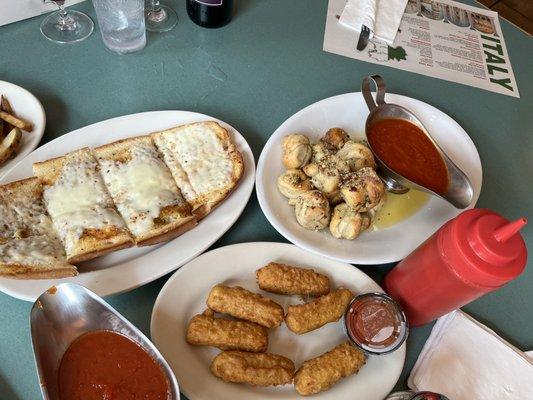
[361,75,473,209]
[30,283,180,400]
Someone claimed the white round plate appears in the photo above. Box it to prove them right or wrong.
[151,242,406,400]
[0,80,45,179]
[0,111,255,301]
[256,93,482,265]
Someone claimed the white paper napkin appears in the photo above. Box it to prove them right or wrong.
[408,310,533,400]
[0,0,85,27]
[339,0,408,45]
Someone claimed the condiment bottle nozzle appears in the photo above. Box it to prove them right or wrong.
[493,218,527,243]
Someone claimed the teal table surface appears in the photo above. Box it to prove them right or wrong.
[0,1,531,399]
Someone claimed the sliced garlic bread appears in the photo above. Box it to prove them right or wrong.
[94,135,196,246]
[33,148,134,263]
[152,121,244,218]
[0,177,60,240]
[0,177,76,279]
[0,236,76,279]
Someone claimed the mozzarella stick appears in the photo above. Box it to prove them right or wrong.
[294,342,366,396]
[186,309,268,352]
[206,285,284,328]
[0,111,33,132]
[285,288,354,334]
[211,351,295,386]
[256,262,330,296]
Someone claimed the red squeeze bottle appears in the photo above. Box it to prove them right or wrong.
[384,209,527,326]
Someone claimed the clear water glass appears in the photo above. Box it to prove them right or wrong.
[92,0,146,54]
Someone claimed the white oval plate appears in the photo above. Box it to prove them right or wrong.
[0,80,45,179]
[151,242,406,400]
[0,111,255,301]
[256,93,482,265]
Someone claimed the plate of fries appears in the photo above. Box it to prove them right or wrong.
[0,80,45,179]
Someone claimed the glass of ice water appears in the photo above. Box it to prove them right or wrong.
[92,0,146,54]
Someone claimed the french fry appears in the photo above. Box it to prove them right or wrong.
[0,95,11,137]
[0,128,22,165]
[0,95,14,114]
[0,111,33,132]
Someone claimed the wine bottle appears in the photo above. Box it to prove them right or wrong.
[186,0,233,29]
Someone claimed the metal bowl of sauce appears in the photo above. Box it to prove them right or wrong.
[343,292,408,355]
[30,283,180,400]
[361,75,473,209]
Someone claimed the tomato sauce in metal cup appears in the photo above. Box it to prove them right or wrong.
[343,293,408,355]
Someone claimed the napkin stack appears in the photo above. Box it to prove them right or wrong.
[339,0,408,45]
[409,310,533,400]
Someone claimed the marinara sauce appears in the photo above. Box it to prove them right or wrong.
[344,293,408,355]
[58,330,169,400]
[367,119,449,195]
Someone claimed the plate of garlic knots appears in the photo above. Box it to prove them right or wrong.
[255,92,482,265]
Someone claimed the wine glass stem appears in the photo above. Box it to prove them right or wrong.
[56,3,76,31]
[151,0,162,13]
[148,0,168,23]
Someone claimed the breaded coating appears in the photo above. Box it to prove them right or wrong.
[211,351,295,386]
[186,309,268,352]
[256,262,330,296]
[206,285,284,328]
[285,288,354,334]
[294,342,366,396]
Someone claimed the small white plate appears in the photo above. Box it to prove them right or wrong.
[0,111,255,301]
[151,242,406,400]
[0,80,45,179]
[256,93,482,265]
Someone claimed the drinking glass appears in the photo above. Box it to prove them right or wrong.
[145,0,178,32]
[92,0,146,54]
[41,0,94,44]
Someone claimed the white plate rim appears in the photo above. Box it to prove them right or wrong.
[150,241,406,400]
[256,92,482,265]
[0,110,255,301]
[0,80,45,179]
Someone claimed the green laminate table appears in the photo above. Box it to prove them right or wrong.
[0,1,531,399]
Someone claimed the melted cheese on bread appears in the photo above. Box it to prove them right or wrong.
[41,152,127,256]
[98,142,189,237]
[0,178,75,279]
[153,122,234,207]
[0,178,55,240]
[0,236,66,266]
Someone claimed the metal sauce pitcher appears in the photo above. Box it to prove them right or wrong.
[30,283,180,400]
[362,75,473,209]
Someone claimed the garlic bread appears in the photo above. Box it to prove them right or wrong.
[33,148,134,263]
[152,121,244,218]
[0,177,76,279]
[94,135,196,246]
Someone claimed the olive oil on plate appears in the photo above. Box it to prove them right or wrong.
[373,190,430,230]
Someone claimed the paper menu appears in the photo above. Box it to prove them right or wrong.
[324,0,520,98]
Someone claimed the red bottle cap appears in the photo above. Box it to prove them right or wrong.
[441,209,527,288]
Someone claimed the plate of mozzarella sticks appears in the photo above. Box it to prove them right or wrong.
[151,242,405,399]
